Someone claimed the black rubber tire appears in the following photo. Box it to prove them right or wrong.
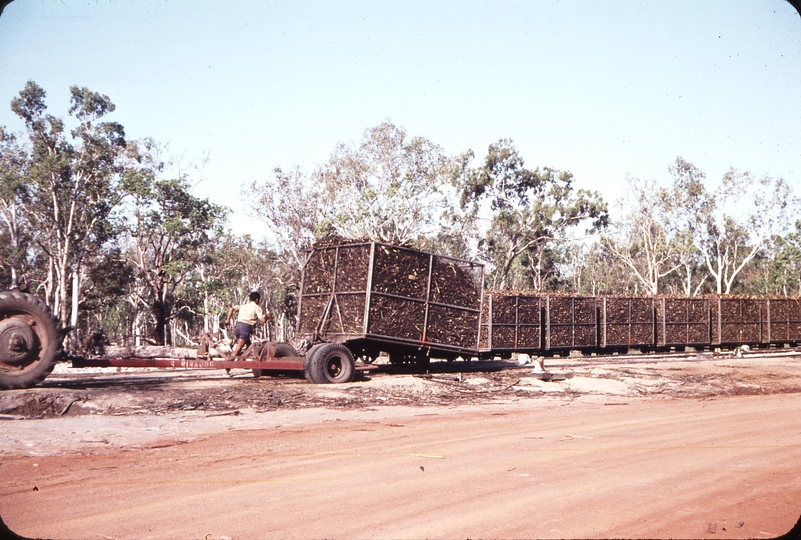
[0,291,62,390]
[303,344,326,383]
[253,342,298,378]
[304,343,355,384]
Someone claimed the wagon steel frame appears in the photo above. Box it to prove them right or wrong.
[479,293,801,358]
[297,241,485,363]
[72,339,307,372]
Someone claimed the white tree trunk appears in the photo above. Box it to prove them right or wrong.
[70,267,80,349]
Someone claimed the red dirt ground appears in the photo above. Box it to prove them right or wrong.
[1,352,800,539]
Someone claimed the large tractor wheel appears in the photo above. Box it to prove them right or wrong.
[253,342,298,378]
[303,343,355,384]
[0,292,62,390]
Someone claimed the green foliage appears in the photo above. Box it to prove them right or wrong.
[314,121,461,245]
[0,127,34,288]
[8,81,131,337]
[600,156,798,296]
[6,86,801,351]
[460,139,608,290]
[740,221,801,296]
[246,165,330,277]
[246,121,469,283]
[122,172,229,345]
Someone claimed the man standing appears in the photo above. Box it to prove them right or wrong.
[225,291,270,357]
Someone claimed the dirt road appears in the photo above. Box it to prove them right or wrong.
[2,352,801,539]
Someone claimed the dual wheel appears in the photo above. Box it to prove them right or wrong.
[304,343,355,384]
[252,341,356,383]
[0,292,62,390]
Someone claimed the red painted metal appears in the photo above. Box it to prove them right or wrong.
[71,356,306,371]
[70,354,375,372]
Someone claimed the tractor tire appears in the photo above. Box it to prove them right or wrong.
[253,342,298,378]
[0,291,62,390]
[303,343,355,384]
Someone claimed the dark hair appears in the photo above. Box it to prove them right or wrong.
[249,291,261,302]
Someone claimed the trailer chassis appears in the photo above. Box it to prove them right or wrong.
[71,335,375,379]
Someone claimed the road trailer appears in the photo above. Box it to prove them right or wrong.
[296,241,485,368]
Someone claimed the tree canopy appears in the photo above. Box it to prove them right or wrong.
[2,82,799,351]
[460,139,608,290]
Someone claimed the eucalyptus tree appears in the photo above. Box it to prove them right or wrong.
[607,157,797,296]
[10,81,129,347]
[122,169,228,345]
[313,121,460,246]
[766,220,801,296]
[564,241,635,296]
[667,157,713,295]
[0,127,31,289]
[711,171,794,294]
[738,225,801,297]
[673,161,796,295]
[76,247,135,341]
[247,122,467,278]
[194,233,294,342]
[246,165,330,282]
[602,176,680,295]
[460,139,607,290]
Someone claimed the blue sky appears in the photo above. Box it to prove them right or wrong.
[1,0,800,236]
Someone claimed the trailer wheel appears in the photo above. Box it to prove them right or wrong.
[0,292,62,390]
[253,342,298,378]
[304,343,355,384]
[303,344,325,383]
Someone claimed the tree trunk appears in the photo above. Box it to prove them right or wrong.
[203,293,209,333]
[45,256,55,308]
[57,252,69,331]
[0,202,21,288]
[153,300,167,346]
[70,267,80,350]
